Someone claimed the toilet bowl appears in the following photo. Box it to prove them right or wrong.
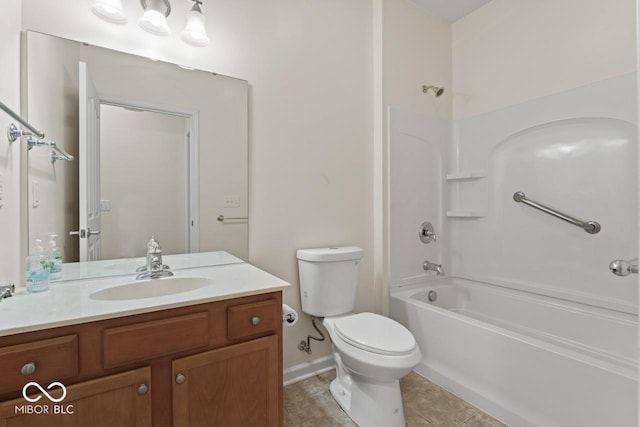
[323,313,421,427]
[325,313,421,380]
[296,247,421,427]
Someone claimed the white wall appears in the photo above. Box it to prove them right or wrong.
[19,0,374,370]
[452,0,637,119]
[0,0,23,286]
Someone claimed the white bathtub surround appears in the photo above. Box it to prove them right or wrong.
[449,74,638,315]
[388,108,447,287]
[390,277,637,427]
[390,73,638,311]
[388,75,639,427]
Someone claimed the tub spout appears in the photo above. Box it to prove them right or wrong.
[423,260,444,276]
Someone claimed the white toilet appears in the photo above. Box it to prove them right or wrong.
[297,246,421,427]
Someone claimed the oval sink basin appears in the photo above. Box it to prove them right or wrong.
[89,277,214,301]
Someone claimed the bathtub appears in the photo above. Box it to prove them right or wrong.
[389,277,638,427]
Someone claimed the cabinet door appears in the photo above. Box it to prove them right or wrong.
[173,335,279,427]
[0,367,151,427]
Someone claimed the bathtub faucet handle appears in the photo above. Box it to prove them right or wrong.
[423,260,444,276]
[419,222,437,244]
[609,258,638,276]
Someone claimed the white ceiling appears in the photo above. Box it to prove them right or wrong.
[411,0,493,22]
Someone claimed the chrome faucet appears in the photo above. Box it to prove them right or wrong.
[0,283,15,302]
[136,236,174,280]
[423,260,444,276]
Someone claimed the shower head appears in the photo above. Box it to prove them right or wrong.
[422,85,445,97]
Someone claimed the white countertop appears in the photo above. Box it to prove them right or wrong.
[0,261,289,337]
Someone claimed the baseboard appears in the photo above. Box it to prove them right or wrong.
[283,355,335,386]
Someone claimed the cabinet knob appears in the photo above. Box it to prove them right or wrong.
[21,362,36,376]
[251,316,261,326]
[137,384,148,395]
[175,373,186,384]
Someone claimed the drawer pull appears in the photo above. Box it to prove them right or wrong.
[137,384,148,395]
[251,316,261,326]
[21,362,36,376]
[175,373,186,384]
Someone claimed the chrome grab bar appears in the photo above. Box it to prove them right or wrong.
[217,215,248,222]
[513,192,601,234]
[609,258,638,276]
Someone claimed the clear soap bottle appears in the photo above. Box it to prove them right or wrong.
[25,239,50,293]
[48,234,63,281]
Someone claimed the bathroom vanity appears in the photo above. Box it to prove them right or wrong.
[0,256,288,427]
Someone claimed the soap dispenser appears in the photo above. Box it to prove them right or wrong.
[47,234,63,281]
[26,239,51,293]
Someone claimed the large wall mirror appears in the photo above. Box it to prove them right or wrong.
[25,31,248,278]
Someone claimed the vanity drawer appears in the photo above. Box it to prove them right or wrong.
[103,312,210,369]
[227,299,279,340]
[0,335,79,395]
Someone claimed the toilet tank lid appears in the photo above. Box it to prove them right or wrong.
[297,246,363,262]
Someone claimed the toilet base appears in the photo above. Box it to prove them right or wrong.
[330,372,406,427]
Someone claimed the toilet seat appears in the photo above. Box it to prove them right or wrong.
[333,313,416,356]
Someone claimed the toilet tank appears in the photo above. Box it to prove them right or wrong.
[297,246,363,317]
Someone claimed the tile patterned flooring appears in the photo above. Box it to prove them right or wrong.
[284,370,508,427]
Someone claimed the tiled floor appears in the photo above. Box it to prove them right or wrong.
[284,370,508,427]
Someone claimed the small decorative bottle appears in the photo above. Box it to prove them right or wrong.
[26,239,50,293]
[48,234,63,281]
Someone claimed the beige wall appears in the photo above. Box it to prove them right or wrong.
[383,0,452,118]
[20,0,374,369]
[452,0,637,119]
[0,0,23,286]
[25,33,80,262]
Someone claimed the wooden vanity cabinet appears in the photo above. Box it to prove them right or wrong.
[0,291,283,427]
[173,335,279,426]
[0,367,152,427]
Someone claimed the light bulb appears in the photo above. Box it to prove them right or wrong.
[91,0,127,24]
[138,0,171,37]
[181,9,210,47]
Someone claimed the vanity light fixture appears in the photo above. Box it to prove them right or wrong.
[181,0,210,47]
[92,0,211,47]
[138,0,172,36]
[91,0,128,24]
